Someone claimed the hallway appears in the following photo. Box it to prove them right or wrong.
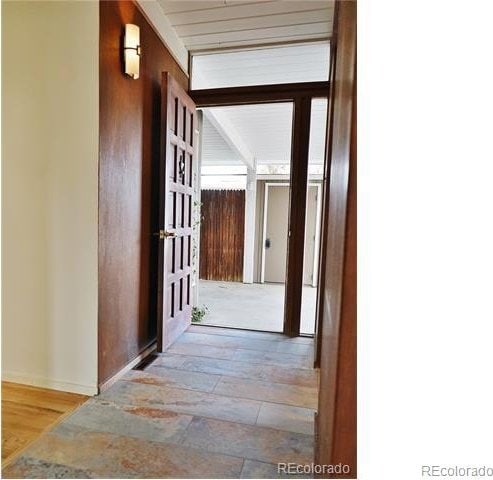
[3,326,318,479]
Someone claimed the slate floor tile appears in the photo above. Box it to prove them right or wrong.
[182,417,313,465]
[256,403,315,435]
[275,342,314,356]
[240,459,312,479]
[1,456,93,479]
[261,365,318,388]
[64,398,193,444]
[167,342,235,360]
[177,332,277,352]
[98,380,262,425]
[124,366,220,393]
[214,376,318,409]
[17,423,117,473]
[150,355,317,388]
[152,355,264,381]
[232,349,312,369]
[96,434,244,479]
[5,326,318,479]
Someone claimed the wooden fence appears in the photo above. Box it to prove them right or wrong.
[199,189,245,282]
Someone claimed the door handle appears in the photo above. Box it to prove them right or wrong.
[265,238,271,249]
[154,230,176,240]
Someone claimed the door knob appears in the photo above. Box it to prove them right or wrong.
[154,230,176,240]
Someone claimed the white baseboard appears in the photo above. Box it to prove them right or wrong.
[99,342,157,393]
[2,372,98,396]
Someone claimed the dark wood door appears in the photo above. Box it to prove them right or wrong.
[157,72,196,352]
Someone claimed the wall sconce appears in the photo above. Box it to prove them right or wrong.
[124,24,141,79]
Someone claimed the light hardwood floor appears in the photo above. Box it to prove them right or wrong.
[1,382,87,465]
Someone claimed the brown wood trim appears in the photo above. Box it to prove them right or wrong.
[156,72,171,353]
[315,0,357,476]
[189,37,333,56]
[98,342,157,394]
[283,97,312,337]
[190,81,329,107]
[314,14,339,368]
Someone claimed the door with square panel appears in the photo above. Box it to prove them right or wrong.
[156,72,196,351]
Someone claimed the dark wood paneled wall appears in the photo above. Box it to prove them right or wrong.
[199,190,245,282]
[316,1,357,477]
[98,0,188,386]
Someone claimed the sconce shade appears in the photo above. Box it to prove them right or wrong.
[124,24,140,79]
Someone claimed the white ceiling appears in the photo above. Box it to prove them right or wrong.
[201,99,327,167]
[191,42,329,89]
[201,116,242,165]
[157,0,334,51]
[142,2,331,171]
[210,103,293,164]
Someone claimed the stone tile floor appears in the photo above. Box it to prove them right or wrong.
[2,325,318,479]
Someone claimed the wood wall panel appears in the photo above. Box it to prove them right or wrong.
[199,190,245,282]
[98,0,188,386]
[315,1,357,477]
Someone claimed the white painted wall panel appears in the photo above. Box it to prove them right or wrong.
[2,1,99,395]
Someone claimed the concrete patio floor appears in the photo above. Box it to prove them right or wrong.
[198,280,316,334]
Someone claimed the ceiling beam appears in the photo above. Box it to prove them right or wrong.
[202,109,256,170]
[191,81,329,107]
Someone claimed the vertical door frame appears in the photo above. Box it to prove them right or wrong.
[283,96,311,336]
[315,0,357,474]
[314,33,340,366]
[311,182,323,288]
[190,82,329,337]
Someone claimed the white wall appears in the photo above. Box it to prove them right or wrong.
[2,1,99,395]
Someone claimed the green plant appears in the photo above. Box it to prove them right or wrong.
[192,305,208,323]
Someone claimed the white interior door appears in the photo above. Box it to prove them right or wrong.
[263,185,289,283]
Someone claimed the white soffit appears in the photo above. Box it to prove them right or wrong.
[136,0,189,73]
[158,0,334,51]
[201,116,244,166]
[207,103,294,165]
[191,42,330,89]
[202,100,327,166]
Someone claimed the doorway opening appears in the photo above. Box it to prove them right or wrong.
[185,41,330,337]
[197,102,294,333]
[193,98,328,335]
